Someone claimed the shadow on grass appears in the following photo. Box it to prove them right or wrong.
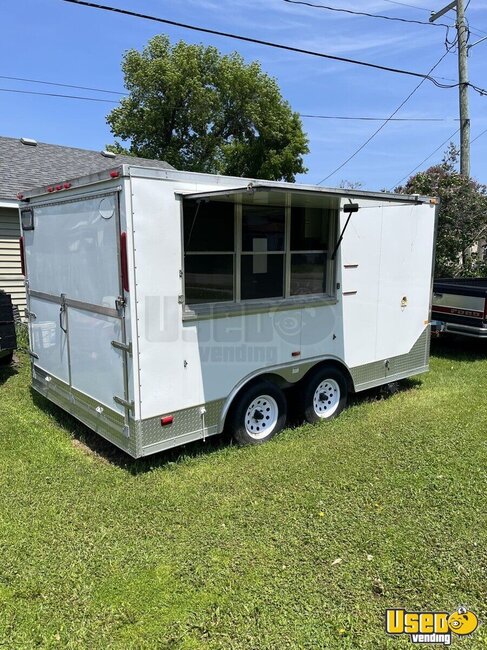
[263,377,423,431]
[0,357,18,385]
[31,376,423,474]
[31,388,233,473]
[431,335,487,362]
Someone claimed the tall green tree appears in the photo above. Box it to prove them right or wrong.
[106,35,309,181]
[395,145,487,277]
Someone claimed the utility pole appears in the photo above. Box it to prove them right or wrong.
[430,0,470,177]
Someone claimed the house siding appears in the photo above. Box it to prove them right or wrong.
[0,208,25,318]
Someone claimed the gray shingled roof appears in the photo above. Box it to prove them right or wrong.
[0,135,174,200]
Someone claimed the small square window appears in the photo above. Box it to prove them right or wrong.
[242,205,285,252]
[291,207,329,251]
[21,208,34,231]
[184,200,234,252]
[241,254,284,300]
[185,254,234,305]
[290,253,327,296]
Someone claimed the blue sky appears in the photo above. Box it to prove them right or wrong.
[1,0,486,189]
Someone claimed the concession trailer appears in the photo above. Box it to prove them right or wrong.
[19,166,437,457]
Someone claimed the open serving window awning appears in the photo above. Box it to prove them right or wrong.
[176,182,429,208]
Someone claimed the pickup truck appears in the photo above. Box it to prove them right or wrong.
[0,290,17,365]
[432,278,487,339]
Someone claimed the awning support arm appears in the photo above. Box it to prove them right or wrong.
[331,202,359,260]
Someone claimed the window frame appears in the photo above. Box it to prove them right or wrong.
[180,195,338,319]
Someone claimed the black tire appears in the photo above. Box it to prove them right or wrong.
[0,351,13,366]
[300,365,348,424]
[228,380,287,446]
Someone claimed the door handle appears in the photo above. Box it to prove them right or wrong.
[59,294,67,333]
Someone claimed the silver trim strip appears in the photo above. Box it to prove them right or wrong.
[29,290,61,304]
[29,291,119,318]
[176,183,429,204]
[183,296,338,321]
[27,187,122,210]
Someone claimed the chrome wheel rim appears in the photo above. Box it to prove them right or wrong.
[244,395,279,439]
[313,379,340,418]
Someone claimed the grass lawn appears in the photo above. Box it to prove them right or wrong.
[0,339,486,649]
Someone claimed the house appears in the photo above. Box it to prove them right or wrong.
[0,135,173,317]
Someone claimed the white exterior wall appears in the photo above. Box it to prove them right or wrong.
[340,199,435,366]
[0,207,25,317]
[130,173,435,422]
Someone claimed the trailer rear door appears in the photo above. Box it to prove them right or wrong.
[24,191,130,416]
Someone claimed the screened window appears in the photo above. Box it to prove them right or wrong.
[183,200,234,304]
[183,196,336,307]
[289,207,331,296]
[241,205,285,300]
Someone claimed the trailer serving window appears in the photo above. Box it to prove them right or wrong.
[181,186,338,310]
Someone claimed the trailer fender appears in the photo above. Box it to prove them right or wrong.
[299,359,354,394]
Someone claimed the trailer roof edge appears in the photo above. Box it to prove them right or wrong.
[19,164,434,204]
[176,182,430,205]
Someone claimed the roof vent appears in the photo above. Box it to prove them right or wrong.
[101,150,116,158]
[20,137,37,146]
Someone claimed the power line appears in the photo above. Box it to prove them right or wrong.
[0,87,118,103]
[0,86,464,124]
[381,0,433,11]
[301,114,458,122]
[472,127,487,143]
[381,0,487,37]
[392,128,460,188]
[317,49,452,185]
[392,125,486,188]
[282,0,450,27]
[60,0,459,89]
[0,74,128,96]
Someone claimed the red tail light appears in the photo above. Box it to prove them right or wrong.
[19,236,26,276]
[120,231,129,292]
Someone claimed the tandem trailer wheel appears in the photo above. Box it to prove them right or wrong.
[300,365,348,424]
[228,380,288,445]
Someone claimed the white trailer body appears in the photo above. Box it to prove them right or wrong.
[19,166,437,457]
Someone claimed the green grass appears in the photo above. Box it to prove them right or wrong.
[0,340,486,649]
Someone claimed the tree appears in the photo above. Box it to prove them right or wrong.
[395,144,487,277]
[106,35,309,181]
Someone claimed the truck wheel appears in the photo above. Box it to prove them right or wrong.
[229,381,287,445]
[301,366,348,424]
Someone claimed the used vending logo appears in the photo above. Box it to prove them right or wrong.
[386,607,479,645]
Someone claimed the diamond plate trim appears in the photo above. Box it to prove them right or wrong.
[32,365,137,457]
[350,327,430,391]
[137,399,225,453]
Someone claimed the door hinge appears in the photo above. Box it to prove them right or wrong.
[115,296,126,311]
[113,395,134,411]
[28,350,39,359]
[178,295,184,304]
[111,340,132,354]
